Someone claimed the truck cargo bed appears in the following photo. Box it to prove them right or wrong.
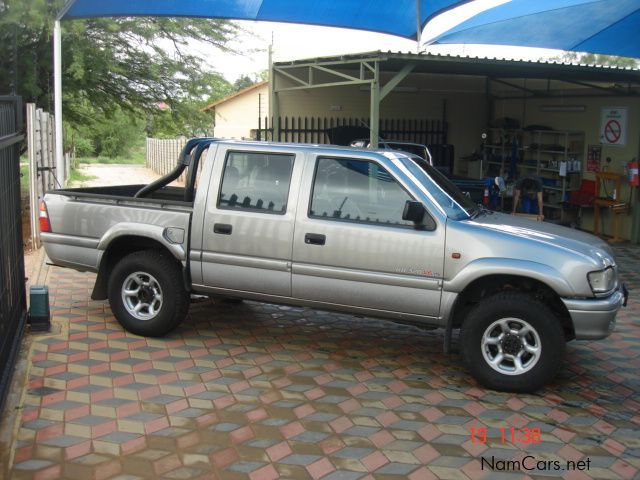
[54,185,190,205]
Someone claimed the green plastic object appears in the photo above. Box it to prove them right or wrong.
[29,285,51,332]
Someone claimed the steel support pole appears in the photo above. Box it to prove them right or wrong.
[271,89,280,141]
[26,104,40,249]
[369,62,380,148]
[416,0,422,53]
[53,20,64,186]
[268,44,280,141]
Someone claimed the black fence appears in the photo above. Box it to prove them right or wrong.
[256,116,448,146]
[0,96,26,411]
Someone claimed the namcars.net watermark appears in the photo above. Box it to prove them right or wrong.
[481,456,591,473]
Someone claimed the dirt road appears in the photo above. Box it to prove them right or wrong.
[70,163,161,187]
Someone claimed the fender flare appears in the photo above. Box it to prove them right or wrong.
[98,223,186,262]
[91,224,187,300]
[444,258,574,296]
[442,258,573,353]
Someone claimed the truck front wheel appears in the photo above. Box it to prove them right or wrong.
[108,250,189,336]
[460,292,565,392]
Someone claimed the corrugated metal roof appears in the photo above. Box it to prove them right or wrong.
[274,51,640,84]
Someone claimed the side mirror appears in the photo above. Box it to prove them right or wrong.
[402,200,426,224]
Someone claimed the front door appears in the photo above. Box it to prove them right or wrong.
[292,155,445,319]
[200,147,300,297]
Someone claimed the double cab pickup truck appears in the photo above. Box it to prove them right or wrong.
[41,138,627,392]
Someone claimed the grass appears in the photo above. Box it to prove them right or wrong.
[68,168,97,186]
[20,165,29,195]
[76,144,145,165]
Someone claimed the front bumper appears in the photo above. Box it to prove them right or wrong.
[561,284,628,340]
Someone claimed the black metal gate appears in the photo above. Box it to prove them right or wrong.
[0,96,26,410]
[257,116,448,146]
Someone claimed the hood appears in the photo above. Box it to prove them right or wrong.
[465,212,615,268]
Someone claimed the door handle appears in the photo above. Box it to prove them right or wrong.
[214,223,233,235]
[304,233,326,245]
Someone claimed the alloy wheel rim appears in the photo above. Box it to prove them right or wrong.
[481,317,541,376]
[121,271,163,321]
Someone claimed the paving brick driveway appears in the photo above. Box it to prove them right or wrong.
[3,246,640,479]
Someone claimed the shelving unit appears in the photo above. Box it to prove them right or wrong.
[483,128,523,178]
[483,128,585,221]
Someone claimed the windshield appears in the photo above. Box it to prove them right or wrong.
[400,156,479,220]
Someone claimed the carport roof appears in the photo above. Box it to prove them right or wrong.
[274,51,640,86]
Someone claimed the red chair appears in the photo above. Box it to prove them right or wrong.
[566,180,596,228]
[569,179,596,206]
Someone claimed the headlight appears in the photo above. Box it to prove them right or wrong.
[588,267,617,294]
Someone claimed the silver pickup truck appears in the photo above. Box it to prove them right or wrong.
[41,138,627,392]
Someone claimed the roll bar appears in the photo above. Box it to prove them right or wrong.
[134,138,216,199]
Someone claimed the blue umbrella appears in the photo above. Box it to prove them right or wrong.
[52,0,474,178]
[59,0,472,41]
[427,0,640,59]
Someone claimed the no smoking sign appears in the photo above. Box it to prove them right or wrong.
[600,107,627,146]
[604,119,621,143]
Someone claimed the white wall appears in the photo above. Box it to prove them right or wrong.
[214,83,269,139]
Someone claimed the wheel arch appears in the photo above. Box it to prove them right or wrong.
[92,235,187,300]
[444,274,574,352]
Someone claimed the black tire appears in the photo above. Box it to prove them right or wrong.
[108,250,189,337]
[460,292,565,392]
[221,297,244,304]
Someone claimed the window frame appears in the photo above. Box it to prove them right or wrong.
[307,155,423,229]
[216,150,296,216]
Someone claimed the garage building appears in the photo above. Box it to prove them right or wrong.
[244,52,639,242]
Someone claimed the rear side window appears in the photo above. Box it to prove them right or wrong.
[310,157,414,227]
[218,151,294,214]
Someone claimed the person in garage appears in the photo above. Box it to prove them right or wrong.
[512,175,544,220]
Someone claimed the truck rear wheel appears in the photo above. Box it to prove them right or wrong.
[460,292,565,392]
[108,250,189,336]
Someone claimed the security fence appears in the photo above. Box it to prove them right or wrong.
[26,104,59,249]
[146,137,187,180]
[256,116,448,145]
[0,95,27,411]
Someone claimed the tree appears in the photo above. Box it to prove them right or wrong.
[553,51,639,68]
[0,0,236,151]
[232,71,268,92]
[233,74,257,92]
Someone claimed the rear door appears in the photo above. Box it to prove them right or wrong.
[292,154,445,319]
[199,145,301,297]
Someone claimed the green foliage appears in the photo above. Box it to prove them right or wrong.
[555,52,639,68]
[94,111,143,158]
[232,72,267,92]
[72,136,94,157]
[146,87,230,138]
[76,145,146,165]
[20,164,29,194]
[0,0,236,144]
[233,75,257,92]
[67,103,145,158]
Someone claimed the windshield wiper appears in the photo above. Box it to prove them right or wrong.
[469,204,491,219]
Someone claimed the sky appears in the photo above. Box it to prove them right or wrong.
[191,0,566,83]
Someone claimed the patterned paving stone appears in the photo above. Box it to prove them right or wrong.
[3,246,640,479]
